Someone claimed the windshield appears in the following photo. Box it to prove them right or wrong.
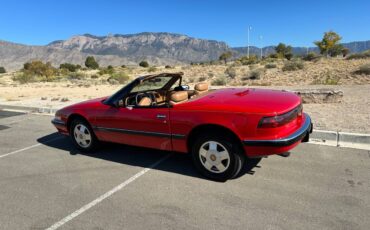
[131,76,173,93]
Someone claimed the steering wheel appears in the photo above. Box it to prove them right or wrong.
[135,92,156,106]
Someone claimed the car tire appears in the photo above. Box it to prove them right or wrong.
[191,134,245,181]
[69,118,98,152]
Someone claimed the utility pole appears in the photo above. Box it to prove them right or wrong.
[247,26,252,58]
[259,35,263,59]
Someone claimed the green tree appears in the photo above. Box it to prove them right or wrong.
[22,60,57,81]
[0,66,6,73]
[314,31,342,57]
[59,63,81,72]
[85,56,99,69]
[139,61,149,67]
[275,43,293,59]
[219,51,233,64]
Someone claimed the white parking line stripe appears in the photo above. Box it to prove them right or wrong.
[45,154,171,230]
[0,137,63,159]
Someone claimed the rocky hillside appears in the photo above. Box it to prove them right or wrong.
[0,33,229,70]
[48,33,229,63]
[0,32,369,70]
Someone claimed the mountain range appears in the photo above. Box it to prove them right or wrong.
[0,32,369,70]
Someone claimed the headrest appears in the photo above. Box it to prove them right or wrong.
[195,82,209,91]
[170,91,188,102]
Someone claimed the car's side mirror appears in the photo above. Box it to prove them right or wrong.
[182,85,190,90]
[113,99,124,108]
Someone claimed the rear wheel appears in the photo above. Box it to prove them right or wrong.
[69,118,98,152]
[191,134,245,181]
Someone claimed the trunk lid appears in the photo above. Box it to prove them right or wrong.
[182,88,301,115]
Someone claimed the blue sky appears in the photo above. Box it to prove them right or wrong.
[0,0,369,47]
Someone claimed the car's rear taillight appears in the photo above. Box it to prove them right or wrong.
[258,104,303,128]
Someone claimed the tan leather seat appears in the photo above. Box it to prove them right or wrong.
[138,97,152,106]
[195,82,209,95]
[169,91,188,105]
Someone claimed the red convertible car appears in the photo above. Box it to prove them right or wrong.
[52,72,312,181]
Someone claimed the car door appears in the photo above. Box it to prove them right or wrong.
[94,105,171,151]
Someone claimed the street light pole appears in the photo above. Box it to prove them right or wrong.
[259,35,263,59]
[247,26,252,58]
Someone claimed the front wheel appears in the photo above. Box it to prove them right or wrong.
[191,134,245,181]
[69,118,98,152]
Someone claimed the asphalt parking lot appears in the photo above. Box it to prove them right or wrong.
[0,111,369,230]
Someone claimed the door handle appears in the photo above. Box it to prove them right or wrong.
[156,114,167,119]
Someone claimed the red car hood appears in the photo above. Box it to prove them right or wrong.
[63,96,108,110]
[179,88,301,115]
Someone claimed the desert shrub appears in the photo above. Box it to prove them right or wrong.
[232,60,242,66]
[165,65,172,69]
[59,63,80,72]
[312,71,339,85]
[249,64,258,70]
[275,43,293,59]
[282,61,304,71]
[58,67,70,76]
[108,72,130,84]
[21,60,57,81]
[121,65,127,68]
[0,67,6,73]
[238,55,259,65]
[148,66,157,72]
[342,48,350,57]
[139,61,149,68]
[219,51,233,64]
[69,72,86,80]
[265,63,277,69]
[243,68,264,80]
[354,64,370,75]
[346,50,370,60]
[303,52,317,61]
[91,74,99,79]
[225,67,237,78]
[285,53,293,60]
[85,56,99,69]
[198,76,207,81]
[12,72,35,83]
[184,78,194,84]
[99,67,115,75]
[211,76,227,86]
[269,53,278,59]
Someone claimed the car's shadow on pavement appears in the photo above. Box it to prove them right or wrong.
[37,133,262,181]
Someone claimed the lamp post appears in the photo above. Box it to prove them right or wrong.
[259,35,263,59]
[247,26,252,58]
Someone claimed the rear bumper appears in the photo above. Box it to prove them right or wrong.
[243,113,312,147]
[243,114,312,157]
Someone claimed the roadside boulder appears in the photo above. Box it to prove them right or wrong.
[293,89,343,103]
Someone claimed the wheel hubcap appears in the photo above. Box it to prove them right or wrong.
[74,124,92,148]
[199,141,230,173]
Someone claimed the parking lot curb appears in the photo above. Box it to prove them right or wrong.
[309,130,370,150]
[0,104,58,114]
[338,132,370,150]
[309,130,338,147]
